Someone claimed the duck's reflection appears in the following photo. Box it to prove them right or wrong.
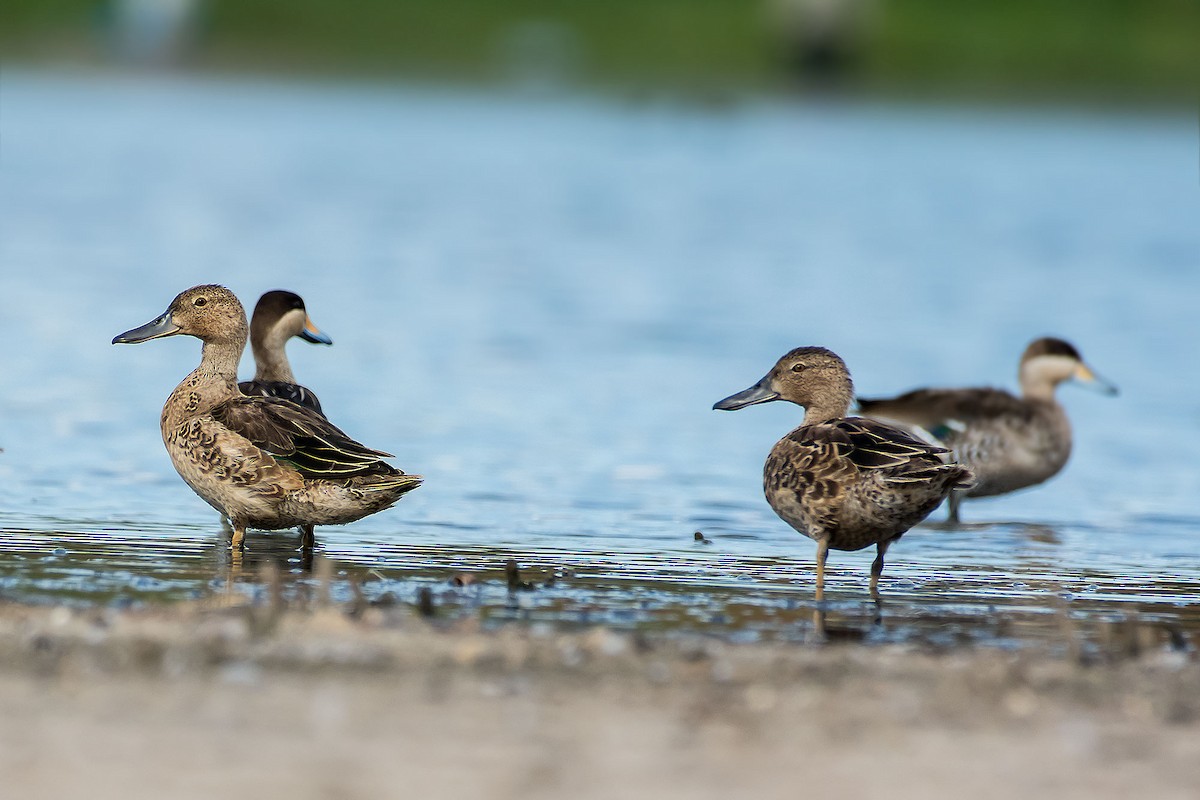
[1007,522,1061,545]
[923,518,1063,544]
[215,528,320,596]
[808,603,882,644]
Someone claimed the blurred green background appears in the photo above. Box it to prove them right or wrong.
[2,1,1198,100]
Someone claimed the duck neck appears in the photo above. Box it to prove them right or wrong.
[802,404,846,425]
[163,337,243,431]
[251,328,295,383]
[199,337,244,380]
[800,380,853,425]
[1018,365,1060,403]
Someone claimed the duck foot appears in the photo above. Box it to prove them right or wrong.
[871,598,885,626]
[297,525,315,571]
[808,607,828,644]
[945,493,964,527]
[868,540,889,605]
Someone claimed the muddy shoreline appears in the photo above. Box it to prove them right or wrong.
[2,598,1197,800]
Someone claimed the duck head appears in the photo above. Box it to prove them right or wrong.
[251,290,332,348]
[112,284,248,347]
[714,346,855,424]
[1019,337,1117,399]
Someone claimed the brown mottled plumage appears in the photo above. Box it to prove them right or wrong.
[714,347,973,602]
[857,337,1117,523]
[239,290,331,415]
[113,285,421,550]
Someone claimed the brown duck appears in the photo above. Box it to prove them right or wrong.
[857,337,1116,523]
[715,347,973,602]
[239,290,332,415]
[113,285,422,550]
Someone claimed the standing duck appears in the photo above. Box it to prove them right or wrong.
[857,337,1117,523]
[113,285,422,550]
[239,290,332,415]
[714,347,973,602]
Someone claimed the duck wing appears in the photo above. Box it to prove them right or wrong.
[834,417,951,467]
[212,396,396,478]
[835,417,972,486]
[239,379,324,416]
[857,388,1030,443]
[775,418,971,489]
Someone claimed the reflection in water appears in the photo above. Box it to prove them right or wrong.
[1,525,1196,655]
[810,608,876,644]
[219,528,317,592]
[930,518,1063,546]
[1009,523,1061,546]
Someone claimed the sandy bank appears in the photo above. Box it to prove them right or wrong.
[1,600,1196,800]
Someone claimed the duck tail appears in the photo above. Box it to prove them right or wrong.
[364,473,424,496]
[947,464,975,492]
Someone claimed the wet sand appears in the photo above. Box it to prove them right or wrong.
[1,599,1197,800]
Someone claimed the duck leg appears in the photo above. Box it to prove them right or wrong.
[810,607,827,642]
[946,491,963,525]
[231,523,246,551]
[300,524,315,552]
[813,539,829,603]
[869,540,890,603]
[298,524,316,571]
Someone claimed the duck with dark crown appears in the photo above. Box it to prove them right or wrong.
[857,337,1116,523]
[239,289,333,415]
[113,285,421,550]
[715,346,973,603]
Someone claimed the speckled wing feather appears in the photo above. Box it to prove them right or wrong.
[239,379,324,416]
[835,419,974,489]
[764,426,857,534]
[775,418,970,488]
[212,396,398,479]
[834,417,952,471]
[766,425,856,492]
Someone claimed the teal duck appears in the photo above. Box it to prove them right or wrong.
[857,337,1117,523]
[113,285,422,550]
[239,290,332,415]
[715,347,973,602]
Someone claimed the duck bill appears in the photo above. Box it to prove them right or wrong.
[713,377,780,411]
[299,316,333,345]
[112,309,181,344]
[1073,363,1118,396]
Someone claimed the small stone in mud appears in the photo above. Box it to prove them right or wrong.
[371,591,399,608]
[417,587,435,618]
[505,559,536,591]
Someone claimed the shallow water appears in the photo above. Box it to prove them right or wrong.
[1,70,1198,648]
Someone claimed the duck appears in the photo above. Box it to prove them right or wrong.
[856,337,1117,523]
[714,346,973,602]
[113,285,422,550]
[238,290,332,415]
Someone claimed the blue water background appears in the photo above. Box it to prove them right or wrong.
[0,71,1197,639]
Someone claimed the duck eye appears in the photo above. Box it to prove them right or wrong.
[790,363,806,373]
[194,297,208,307]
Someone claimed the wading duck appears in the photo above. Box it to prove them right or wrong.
[714,347,973,602]
[857,337,1116,523]
[113,285,422,550]
[239,290,332,415]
